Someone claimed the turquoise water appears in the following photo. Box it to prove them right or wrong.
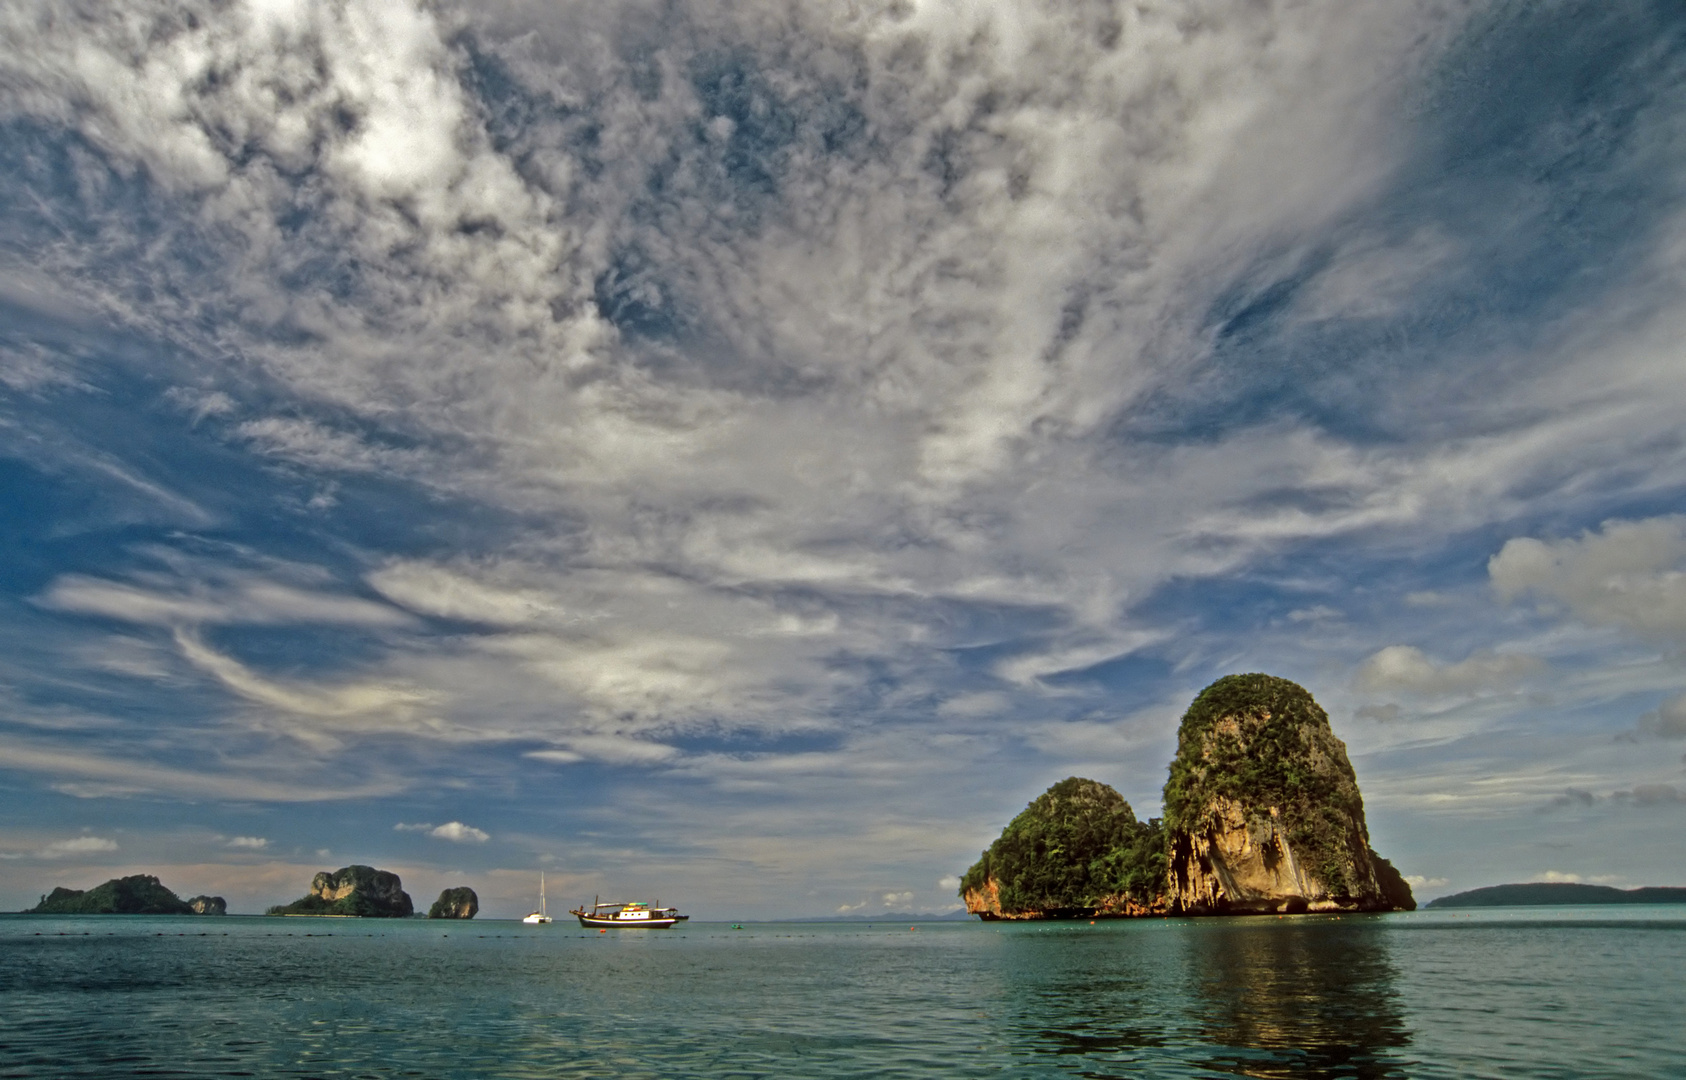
[1,907,1680,1078]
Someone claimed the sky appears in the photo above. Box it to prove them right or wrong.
[1,0,1685,919]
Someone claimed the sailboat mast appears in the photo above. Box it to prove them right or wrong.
[540,871,547,917]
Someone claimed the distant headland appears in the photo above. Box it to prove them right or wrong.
[1426,883,1686,908]
[961,674,1416,919]
[25,875,224,916]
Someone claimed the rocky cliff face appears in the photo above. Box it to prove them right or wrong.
[268,865,414,917]
[1162,674,1413,915]
[427,886,479,919]
[186,895,227,915]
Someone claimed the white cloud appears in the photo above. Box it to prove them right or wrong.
[38,836,119,858]
[526,735,680,767]
[0,735,404,802]
[1491,517,1686,640]
[1354,645,1541,696]
[1537,871,1624,884]
[40,574,412,629]
[1402,875,1448,888]
[237,418,429,476]
[368,561,556,626]
[226,836,268,849]
[173,629,437,739]
[429,821,490,843]
[1638,694,1686,740]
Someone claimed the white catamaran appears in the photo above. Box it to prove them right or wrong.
[522,872,553,924]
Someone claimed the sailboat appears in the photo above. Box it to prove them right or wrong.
[522,872,553,924]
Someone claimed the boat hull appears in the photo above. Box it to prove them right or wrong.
[576,909,687,930]
[573,912,682,928]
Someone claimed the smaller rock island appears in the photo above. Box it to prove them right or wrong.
[427,887,479,919]
[267,865,414,917]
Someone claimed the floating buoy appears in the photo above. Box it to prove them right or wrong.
[599,928,606,933]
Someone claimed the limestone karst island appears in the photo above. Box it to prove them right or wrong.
[962,674,1416,919]
[22,866,477,920]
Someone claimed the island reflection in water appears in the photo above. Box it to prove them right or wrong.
[994,915,1410,1079]
[1185,916,1410,1079]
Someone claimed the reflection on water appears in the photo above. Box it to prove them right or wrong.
[1183,917,1410,1079]
[3,912,1680,1078]
[988,917,1409,1078]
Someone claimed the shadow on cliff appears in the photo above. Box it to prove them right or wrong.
[1183,918,1411,1079]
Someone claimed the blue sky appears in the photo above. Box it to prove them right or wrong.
[2,0,1685,918]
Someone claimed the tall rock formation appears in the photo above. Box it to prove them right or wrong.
[1162,674,1414,914]
[186,895,227,915]
[267,865,414,917]
[427,887,479,919]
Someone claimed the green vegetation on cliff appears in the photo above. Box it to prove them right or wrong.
[1163,673,1365,895]
[960,777,1165,913]
[959,673,1413,918]
[27,875,194,915]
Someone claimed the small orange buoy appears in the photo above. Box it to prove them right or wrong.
[599,929,607,933]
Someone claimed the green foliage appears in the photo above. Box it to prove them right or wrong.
[959,777,1165,912]
[28,875,193,915]
[1368,849,1416,911]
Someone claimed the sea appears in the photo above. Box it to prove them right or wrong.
[1,906,1680,1079]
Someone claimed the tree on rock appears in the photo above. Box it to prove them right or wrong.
[960,777,1165,918]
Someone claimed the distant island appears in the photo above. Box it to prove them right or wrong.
[24,866,479,919]
[268,865,415,917]
[25,875,224,915]
[427,886,479,919]
[1426,883,1686,908]
[961,674,1415,919]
